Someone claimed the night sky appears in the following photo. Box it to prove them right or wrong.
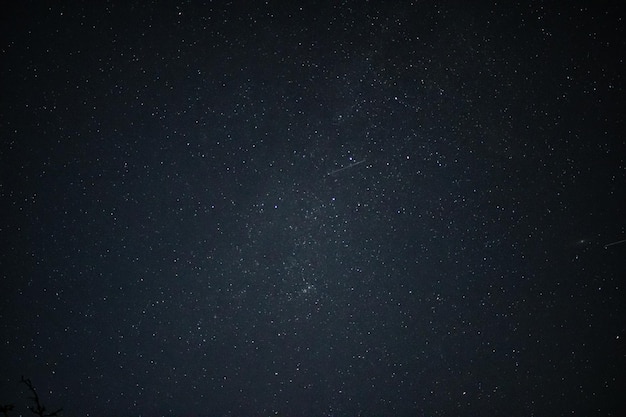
[1,2,625,416]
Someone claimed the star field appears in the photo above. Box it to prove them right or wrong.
[1,2,625,416]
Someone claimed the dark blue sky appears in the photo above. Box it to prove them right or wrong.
[1,1,625,416]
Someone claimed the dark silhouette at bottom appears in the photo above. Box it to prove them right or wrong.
[0,377,63,417]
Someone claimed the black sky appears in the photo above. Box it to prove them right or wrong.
[1,1,625,416]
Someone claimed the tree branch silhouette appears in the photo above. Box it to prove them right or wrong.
[20,376,63,417]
